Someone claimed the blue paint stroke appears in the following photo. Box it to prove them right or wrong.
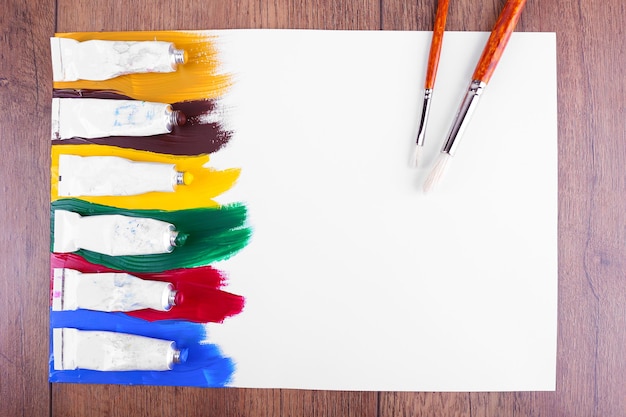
[49,310,234,387]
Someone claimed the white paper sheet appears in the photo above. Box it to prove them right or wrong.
[208,30,558,391]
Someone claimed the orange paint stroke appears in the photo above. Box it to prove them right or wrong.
[52,31,230,103]
[51,144,240,210]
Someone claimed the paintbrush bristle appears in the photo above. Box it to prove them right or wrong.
[423,152,452,193]
[410,144,423,168]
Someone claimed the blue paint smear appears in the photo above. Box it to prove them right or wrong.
[49,310,234,387]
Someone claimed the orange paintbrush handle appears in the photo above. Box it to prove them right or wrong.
[425,0,450,89]
[472,0,527,84]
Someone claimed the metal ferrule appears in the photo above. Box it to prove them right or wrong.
[165,108,182,131]
[170,46,186,66]
[175,172,185,185]
[416,88,433,146]
[169,229,179,248]
[162,284,178,311]
[172,349,182,364]
[441,80,486,156]
[168,290,178,308]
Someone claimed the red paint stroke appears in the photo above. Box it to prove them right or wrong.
[51,253,244,323]
[51,90,233,155]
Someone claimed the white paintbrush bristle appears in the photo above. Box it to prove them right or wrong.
[410,144,423,168]
[423,152,452,193]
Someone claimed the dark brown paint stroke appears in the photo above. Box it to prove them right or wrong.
[52,89,233,156]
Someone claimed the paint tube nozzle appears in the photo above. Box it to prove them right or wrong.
[170,45,187,67]
[175,171,194,186]
[168,289,178,308]
[172,347,189,365]
[169,230,189,250]
[166,108,187,131]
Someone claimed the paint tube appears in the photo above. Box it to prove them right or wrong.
[53,210,187,255]
[52,268,177,312]
[51,98,186,140]
[53,328,187,371]
[57,154,193,197]
[50,38,186,82]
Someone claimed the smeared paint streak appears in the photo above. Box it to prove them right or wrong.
[53,31,230,103]
[52,90,233,155]
[49,311,233,387]
[51,199,251,273]
[51,144,240,210]
[51,253,245,324]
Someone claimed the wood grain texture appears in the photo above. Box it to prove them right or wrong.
[0,1,54,417]
[1,0,625,416]
[55,0,380,31]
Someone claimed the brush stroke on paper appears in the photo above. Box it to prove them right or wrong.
[51,253,245,324]
[52,31,230,103]
[50,199,251,273]
[49,310,234,387]
[51,144,240,210]
[52,90,233,155]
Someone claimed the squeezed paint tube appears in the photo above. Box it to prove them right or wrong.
[53,328,187,371]
[51,98,186,140]
[57,154,193,197]
[50,38,186,82]
[52,268,177,312]
[53,210,187,255]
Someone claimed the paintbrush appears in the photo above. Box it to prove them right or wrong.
[423,0,527,192]
[411,0,449,167]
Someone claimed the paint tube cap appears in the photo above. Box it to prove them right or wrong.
[162,284,178,311]
[175,171,194,186]
[167,109,186,130]
[174,291,183,305]
[169,230,189,248]
[173,348,189,364]
[174,110,187,126]
[168,290,178,308]
[170,45,187,66]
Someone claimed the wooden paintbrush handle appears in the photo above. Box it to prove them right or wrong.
[425,0,450,89]
[472,0,527,84]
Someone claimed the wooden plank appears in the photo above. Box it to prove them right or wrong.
[52,385,283,417]
[281,390,379,417]
[0,1,54,416]
[381,0,499,31]
[380,392,471,417]
[55,0,380,31]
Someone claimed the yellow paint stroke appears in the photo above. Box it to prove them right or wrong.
[51,144,240,210]
[53,31,230,103]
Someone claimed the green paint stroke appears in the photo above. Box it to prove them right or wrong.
[51,199,251,273]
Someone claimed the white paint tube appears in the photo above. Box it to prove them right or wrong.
[53,210,185,256]
[50,98,186,140]
[50,38,186,82]
[51,268,177,312]
[57,154,192,197]
[53,328,186,371]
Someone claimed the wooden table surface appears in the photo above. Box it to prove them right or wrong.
[1,0,624,416]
